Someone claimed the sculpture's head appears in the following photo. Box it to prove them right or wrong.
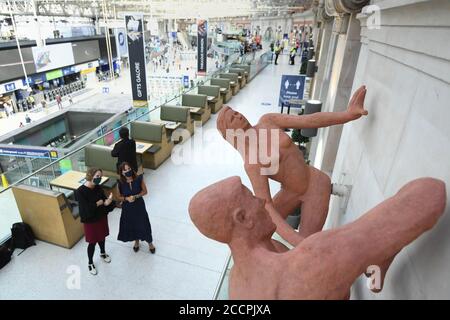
[217,106,251,139]
[188,176,276,245]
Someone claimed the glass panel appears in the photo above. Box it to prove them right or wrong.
[0,49,272,245]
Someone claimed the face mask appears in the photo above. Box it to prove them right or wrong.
[93,177,102,185]
[124,170,133,177]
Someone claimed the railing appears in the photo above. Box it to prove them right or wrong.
[211,50,272,300]
[0,49,272,245]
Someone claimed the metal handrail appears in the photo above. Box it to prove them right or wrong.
[212,52,271,300]
[0,50,265,194]
[212,252,232,300]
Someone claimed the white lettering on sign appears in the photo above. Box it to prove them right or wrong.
[200,39,205,69]
[135,62,142,98]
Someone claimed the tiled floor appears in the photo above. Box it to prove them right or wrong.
[0,54,300,299]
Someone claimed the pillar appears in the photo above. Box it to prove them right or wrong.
[308,0,368,175]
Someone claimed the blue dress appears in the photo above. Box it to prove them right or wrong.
[117,175,153,243]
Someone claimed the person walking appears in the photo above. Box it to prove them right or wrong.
[270,41,275,62]
[252,41,257,60]
[111,127,138,173]
[289,47,297,65]
[4,102,12,118]
[56,94,62,110]
[68,94,73,105]
[27,95,35,109]
[76,168,115,275]
[116,162,155,253]
[274,43,281,65]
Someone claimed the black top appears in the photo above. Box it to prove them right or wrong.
[75,185,115,223]
[111,138,138,172]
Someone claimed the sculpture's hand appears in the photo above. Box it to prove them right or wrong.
[266,203,304,247]
[347,85,368,120]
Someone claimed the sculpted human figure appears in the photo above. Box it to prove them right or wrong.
[188,176,446,299]
[216,86,369,246]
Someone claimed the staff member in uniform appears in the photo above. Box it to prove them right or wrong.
[76,168,115,275]
[111,127,138,173]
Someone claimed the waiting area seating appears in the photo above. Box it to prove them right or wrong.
[219,73,240,95]
[12,184,83,248]
[160,105,195,142]
[210,78,232,103]
[231,64,251,83]
[181,93,211,125]
[85,144,121,179]
[228,68,247,88]
[131,121,174,169]
[197,85,223,114]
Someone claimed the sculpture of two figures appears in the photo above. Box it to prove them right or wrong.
[188,86,447,299]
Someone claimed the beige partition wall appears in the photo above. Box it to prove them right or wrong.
[12,185,84,249]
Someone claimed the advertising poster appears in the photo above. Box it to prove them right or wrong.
[32,43,75,73]
[115,28,128,58]
[125,13,148,108]
[197,19,207,75]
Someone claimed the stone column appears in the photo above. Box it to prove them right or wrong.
[308,0,368,175]
[313,14,362,175]
[311,9,334,100]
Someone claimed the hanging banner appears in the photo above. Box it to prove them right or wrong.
[125,13,148,108]
[197,19,207,75]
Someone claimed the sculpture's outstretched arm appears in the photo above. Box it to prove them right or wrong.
[293,178,446,298]
[246,165,304,246]
[260,86,368,130]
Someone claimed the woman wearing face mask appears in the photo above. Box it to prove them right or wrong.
[76,168,115,275]
[117,162,155,253]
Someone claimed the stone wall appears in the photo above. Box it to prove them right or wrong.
[321,0,450,299]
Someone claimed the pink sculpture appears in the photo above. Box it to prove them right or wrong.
[217,86,369,246]
[189,176,446,299]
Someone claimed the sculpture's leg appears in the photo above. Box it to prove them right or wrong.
[297,166,331,238]
[272,187,301,219]
[271,188,304,245]
[295,178,445,299]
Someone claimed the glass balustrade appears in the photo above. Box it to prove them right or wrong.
[0,48,272,270]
